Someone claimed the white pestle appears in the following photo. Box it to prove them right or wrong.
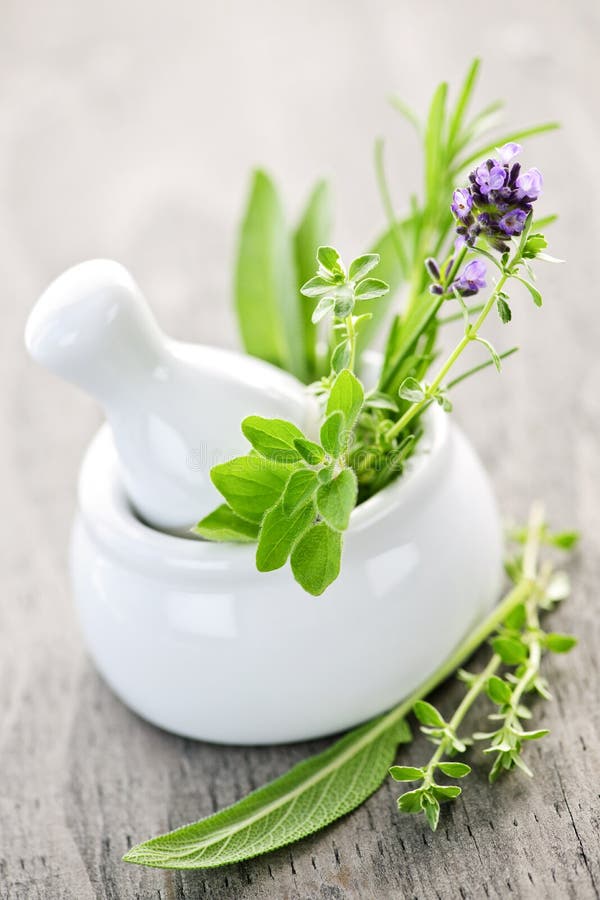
[25,260,318,534]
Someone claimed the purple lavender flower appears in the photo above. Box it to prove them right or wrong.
[497,142,522,164]
[454,260,487,296]
[475,162,507,195]
[515,167,543,200]
[499,208,528,235]
[451,188,473,219]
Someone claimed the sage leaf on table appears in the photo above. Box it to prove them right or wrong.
[123,716,411,870]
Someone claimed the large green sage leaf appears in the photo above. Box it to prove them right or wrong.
[235,170,306,380]
[123,715,411,870]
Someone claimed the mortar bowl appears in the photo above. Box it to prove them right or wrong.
[70,398,503,744]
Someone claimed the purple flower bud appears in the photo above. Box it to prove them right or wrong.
[499,208,528,235]
[454,259,487,295]
[425,257,440,280]
[429,284,444,295]
[497,142,522,164]
[515,167,543,200]
[451,188,473,219]
[475,162,507,196]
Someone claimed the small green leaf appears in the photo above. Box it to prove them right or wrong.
[491,636,528,665]
[294,438,325,466]
[320,411,346,458]
[545,530,580,550]
[211,456,293,523]
[413,701,445,728]
[316,468,358,532]
[431,785,461,801]
[486,675,513,706]
[327,369,365,428]
[398,376,426,402]
[311,295,335,324]
[497,296,512,324]
[256,500,315,572]
[282,469,319,515]
[504,603,526,631]
[241,416,304,463]
[192,505,259,543]
[349,254,380,281]
[518,728,550,741]
[512,273,543,307]
[331,340,351,373]
[317,246,344,277]
[354,278,390,301]
[544,633,578,653]
[397,788,424,814]
[437,762,471,778]
[421,792,440,831]
[301,276,333,297]
[290,522,342,595]
[389,766,424,782]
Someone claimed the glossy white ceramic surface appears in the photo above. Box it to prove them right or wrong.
[70,402,503,745]
[25,260,315,533]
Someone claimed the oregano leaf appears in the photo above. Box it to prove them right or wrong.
[294,438,325,466]
[326,369,364,428]
[282,469,319,515]
[437,762,471,778]
[316,468,358,532]
[256,500,315,572]
[211,456,294,523]
[241,416,304,463]
[192,505,259,543]
[320,411,346,458]
[290,522,342,595]
[389,766,424,782]
[413,701,445,728]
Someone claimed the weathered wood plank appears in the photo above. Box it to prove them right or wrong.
[1,1,599,898]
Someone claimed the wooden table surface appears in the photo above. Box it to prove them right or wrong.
[2,1,599,897]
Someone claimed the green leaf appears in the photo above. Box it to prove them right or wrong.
[282,469,319,515]
[424,81,448,206]
[497,296,512,324]
[241,416,304,463]
[354,278,390,301]
[512,273,542,307]
[349,254,380,281]
[301,276,333,297]
[422,792,441,831]
[545,530,580,550]
[192,505,259,543]
[397,788,425,814]
[311,295,336,324]
[491,636,528,665]
[431,785,462,800]
[234,170,306,380]
[124,714,411,869]
[331,340,351,373]
[453,122,560,172]
[447,58,480,156]
[317,246,345,277]
[398,376,426,403]
[290,522,343,595]
[486,675,512,706]
[389,766,424,782]
[256,499,315,572]
[320,411,346,458]
[413,700,445,728]
[295,180,333,377]
[437,762,471,778]
[316,468,358,532]
[327,369,365,429]
[293,438,325,466]
[544,633,578,654]
[211,456,293,523]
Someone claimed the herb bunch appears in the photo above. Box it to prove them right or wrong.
[125,507,578,868]
[196,60,558,594]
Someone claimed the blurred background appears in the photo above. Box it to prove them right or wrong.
[2,2,599,897]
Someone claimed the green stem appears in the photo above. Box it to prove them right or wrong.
[345,314,357,372]
[386,260,515,443]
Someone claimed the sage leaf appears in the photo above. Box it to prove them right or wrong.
[282,469,319,515]
[256,499,315,572]
[241,416,304,463]
[192,505,259,543]
[211,456,293,524]
[124,715,411,870]
[320,410,346,458]
[316,468,358,532]
[291,522,343,596]
[326,369,364,429]
[235,170,306,380]
[295,180,332,378]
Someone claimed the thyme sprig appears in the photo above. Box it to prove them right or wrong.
[392,503,579,829]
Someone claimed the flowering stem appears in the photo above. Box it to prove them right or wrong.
[386,253,518,443]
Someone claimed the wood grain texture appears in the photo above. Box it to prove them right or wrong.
[1,0,599,897]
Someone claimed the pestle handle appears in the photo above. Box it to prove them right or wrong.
[25,260,165,404]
